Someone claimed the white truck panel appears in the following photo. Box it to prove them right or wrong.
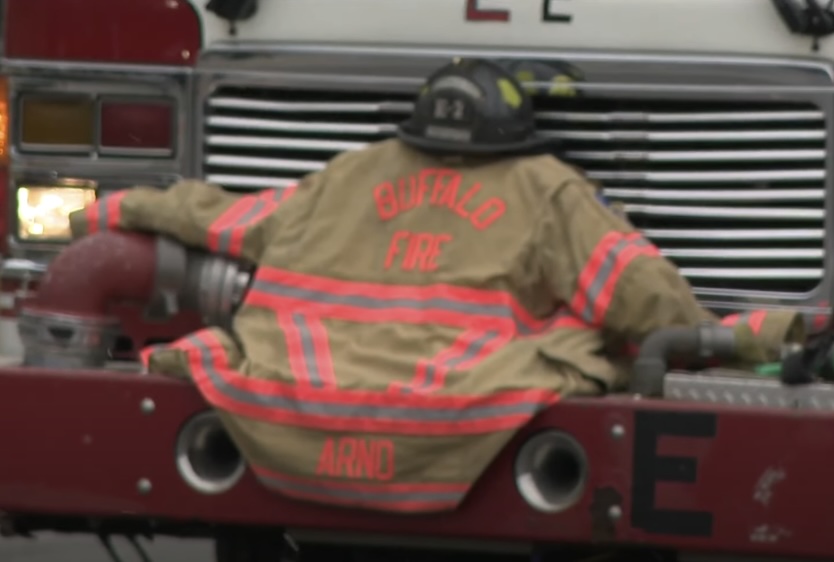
[191,0,834,59]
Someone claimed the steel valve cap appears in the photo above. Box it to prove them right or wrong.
[175,411,246,495]
[514,430,588,513]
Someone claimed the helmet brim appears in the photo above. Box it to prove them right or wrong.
[396,125,554,156]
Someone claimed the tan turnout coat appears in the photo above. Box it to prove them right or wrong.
[70,139,803,513]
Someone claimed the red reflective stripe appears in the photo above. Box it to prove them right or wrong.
[247,289,513,333]
[255,266,538,325]
[515,308,594,339]
[394,329,510,394]
[226,187,297,256]
[180,329,560,435]
[721,311,766,335]
[206,196,259,253]
[251,464,465,513]
[207,187,296,256]
[747,310,767,335]
[589,243,660,325]
[86,190,128,234]
[275,313,336,389]
[106,191,127,230]
[570,232,626,317]
[248,266,545,334]
[570,232,659,326]
[84,202,97,232]
[139,345,156,369]
[276,313,310,386]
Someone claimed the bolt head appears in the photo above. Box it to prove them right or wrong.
[610,424,625,439]
[608,505,622,521]
[140,398,155,415]
[137,478,152,495]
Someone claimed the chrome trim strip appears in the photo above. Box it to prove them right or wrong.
[1,58,192,77]
[202,42,834,79]
[0,258,47,280]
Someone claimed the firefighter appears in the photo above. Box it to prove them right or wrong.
[68,58,803,514]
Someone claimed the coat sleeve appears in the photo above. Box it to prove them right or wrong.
[69,175,320,264]
[537,177,716,343]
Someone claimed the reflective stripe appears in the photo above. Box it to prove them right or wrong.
[251,464,466,513]
[179,329,559,435]
[277,313,336,389]
[139,345,160,369]
[395,329,507,394]
[571,232,660,326]
[721,310,766,335]
[246,266,550,335]
[302,315,336,387]
[206,187,295,256]
[86,191,128,234]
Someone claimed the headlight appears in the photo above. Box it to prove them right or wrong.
[16,186,96,241]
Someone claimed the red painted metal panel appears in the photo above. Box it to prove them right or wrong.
[5,0,202,66]
[0,367,830,558]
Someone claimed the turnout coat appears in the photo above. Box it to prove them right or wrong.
[70,139,803,513]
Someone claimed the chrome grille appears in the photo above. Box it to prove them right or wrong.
[202,85,828,294]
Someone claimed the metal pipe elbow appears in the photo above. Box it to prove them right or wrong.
[18,231,251,369]
[630,324,737,397]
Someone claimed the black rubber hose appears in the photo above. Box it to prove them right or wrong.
[630,324,737,397]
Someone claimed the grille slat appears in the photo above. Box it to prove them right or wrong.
[566,149,827,162]
[543,130,827,142]
[537,110,826,123]
[202,85,828,294]
[605,188,824,202]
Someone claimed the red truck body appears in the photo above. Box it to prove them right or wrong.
[0,363,832,560]
[3,2,834,561]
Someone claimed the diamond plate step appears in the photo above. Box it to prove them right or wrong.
[663,370,834,411]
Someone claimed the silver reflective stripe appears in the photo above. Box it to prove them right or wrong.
[407,331,502,393]
[578,238,653,324]
[250,279,514,322]
[217,199,267,254]
[188,336,548,423]
[293,313,327,388]
[97,196,111,233]
[215,189,289,253]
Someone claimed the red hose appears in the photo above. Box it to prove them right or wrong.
[22,231,157,318]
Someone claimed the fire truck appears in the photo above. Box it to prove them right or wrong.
[3,1,834,561]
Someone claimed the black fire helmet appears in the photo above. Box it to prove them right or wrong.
[397,58,550,156]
